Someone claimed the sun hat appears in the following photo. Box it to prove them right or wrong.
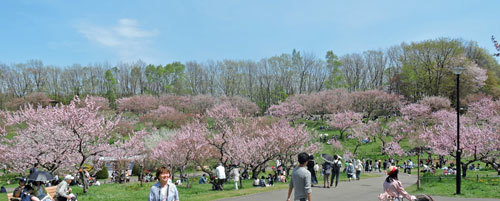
[64,175,74,180]
[386,166,398,175]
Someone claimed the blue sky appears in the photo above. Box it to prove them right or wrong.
[0,0,498,66]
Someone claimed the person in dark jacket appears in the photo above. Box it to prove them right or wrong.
[306,155,318,186]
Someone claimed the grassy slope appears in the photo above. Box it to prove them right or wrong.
[2,118,499,200]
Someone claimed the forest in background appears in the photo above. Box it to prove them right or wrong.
[1,37,499,111]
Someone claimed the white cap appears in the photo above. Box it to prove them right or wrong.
[64,175,74,180]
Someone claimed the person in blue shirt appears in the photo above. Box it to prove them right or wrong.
[199,174,207,184]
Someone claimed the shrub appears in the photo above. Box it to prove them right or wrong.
[95,166,109,179]
[132,163,142,176]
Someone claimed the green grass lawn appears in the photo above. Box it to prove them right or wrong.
[407,171,500,199]
[0,179,287,201]
[0,173,380,201]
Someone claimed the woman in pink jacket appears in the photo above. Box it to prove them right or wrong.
[379,166,416,201]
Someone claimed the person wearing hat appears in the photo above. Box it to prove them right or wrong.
[12,178,27,199]
[378,166,416,201]
[55,175,75,201]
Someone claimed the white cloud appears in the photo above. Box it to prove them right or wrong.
[76,18,159,61]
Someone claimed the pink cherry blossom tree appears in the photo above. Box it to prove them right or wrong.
[116,95,159,114]
[350,90,404,119]
[267,100,305,121]
[287,89,351,119]
[80,96,110,111]
[327,110,363,139]
[158,94,191,113]
[419,97,500,177]
[221,96,260,116]
[417,96,451,112]
[141,106,191,129]
[6,92,52,111]
[189,95,218,114]
[1,96,120,178]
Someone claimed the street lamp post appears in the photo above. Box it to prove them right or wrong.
[452,66,465,195]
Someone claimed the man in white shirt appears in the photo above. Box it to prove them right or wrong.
[215,163,226,190]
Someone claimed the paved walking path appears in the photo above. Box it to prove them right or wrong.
[219,173,500,201]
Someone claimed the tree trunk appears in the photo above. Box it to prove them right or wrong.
[79,171,89,193]
[140,163,144,187]
[353,144,361,155]
[251,167,260,179]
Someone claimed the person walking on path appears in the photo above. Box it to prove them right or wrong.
[148,167,180,201]
[307,155,318,186]
[286,152,312,201]
[330,155,342,188]
[407,160,413,175]
[346,160,355,182]
[231,166,240,190]
[378,166,416,201]
[322,161,331,188]
[355,159,363,180]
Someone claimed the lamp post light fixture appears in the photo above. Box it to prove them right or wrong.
[452,66,465,194]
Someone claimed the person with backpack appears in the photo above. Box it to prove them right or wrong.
[330,155,342,188]
[355,159,363,180]
[322,161,331,188]
[306,155,318,186]
[346,160,355,182]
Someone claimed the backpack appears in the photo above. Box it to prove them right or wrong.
[346,164,354,174]
[333,161,342,171]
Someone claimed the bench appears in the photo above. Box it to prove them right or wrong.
[6,186,57,201]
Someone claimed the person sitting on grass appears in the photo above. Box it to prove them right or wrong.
[259,176,267,187]
[252,177,260,187]
[199,174,207,184]
[267,174,274,186]
[378,166,416,201]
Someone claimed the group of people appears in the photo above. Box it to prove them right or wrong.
[284,152,421,201]
[10,175,77,201]
[111,169,130,183]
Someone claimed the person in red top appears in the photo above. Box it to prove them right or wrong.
[379,166,416,201]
